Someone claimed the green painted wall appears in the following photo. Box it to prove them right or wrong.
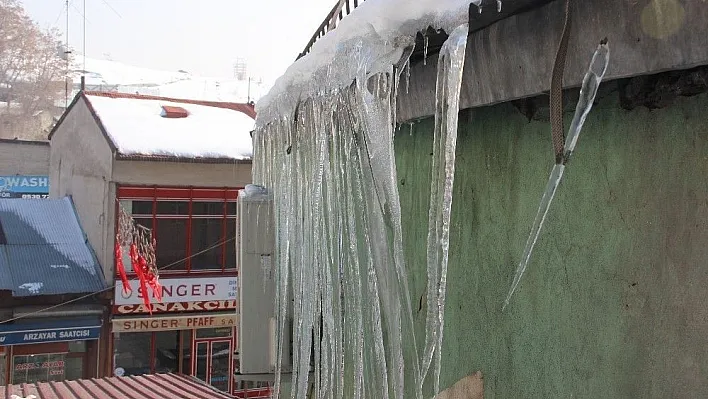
[396,89,708,398]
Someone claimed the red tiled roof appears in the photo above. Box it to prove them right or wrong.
[1,373,235,399]
[82,91,256,119]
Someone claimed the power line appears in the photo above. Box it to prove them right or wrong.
[98,0,122,19]
[69,1,91,26]
[64,0,70,108]
[52,0,72,28]
[0,235,239,325]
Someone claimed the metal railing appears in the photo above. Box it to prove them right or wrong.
[297,0,366,60]
[233,387,273,398]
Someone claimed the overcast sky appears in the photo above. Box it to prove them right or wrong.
[19,0,335,84]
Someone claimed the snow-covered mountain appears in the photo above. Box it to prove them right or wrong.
[70,56,270,104]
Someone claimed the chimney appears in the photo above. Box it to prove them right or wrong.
[160,105,189,118]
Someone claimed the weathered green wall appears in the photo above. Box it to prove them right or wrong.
[396,88,708,398]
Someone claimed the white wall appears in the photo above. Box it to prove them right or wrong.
[49,97,115,281]
[0,140,49,175]
[113,160,252,188]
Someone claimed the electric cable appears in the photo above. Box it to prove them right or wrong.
[0,235,239,324]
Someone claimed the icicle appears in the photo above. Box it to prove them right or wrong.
[563,41,610,161]
[419,23,469,396]
[423,34,429,66]
[405,57,411,94]
[497,0,503,12]
[394,46,415,130]
[502,40,610,311]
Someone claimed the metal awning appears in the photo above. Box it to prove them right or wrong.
[0,373,235,399]
[0,317,102,346]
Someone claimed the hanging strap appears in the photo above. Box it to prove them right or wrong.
[550,0,572,164]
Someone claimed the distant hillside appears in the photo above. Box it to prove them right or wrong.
[69,56,270,104]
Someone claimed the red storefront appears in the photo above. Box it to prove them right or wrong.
[110,186,241,394]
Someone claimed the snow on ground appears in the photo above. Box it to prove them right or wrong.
[256,0,484,124]
[71,56,270,104]
[85,94,255,160]
[75,56,188,87]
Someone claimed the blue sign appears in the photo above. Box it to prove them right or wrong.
[0,175,49,199]
[0,325,101,345]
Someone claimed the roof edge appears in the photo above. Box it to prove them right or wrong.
[0,138,49,146]
[83,90,257,119]
[48,92,119,155]
[64,195,108,288]
[47,91,84,140]
[115,153,253,164]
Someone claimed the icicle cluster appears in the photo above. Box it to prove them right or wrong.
[254,74,415,398]
[252,19,470,398]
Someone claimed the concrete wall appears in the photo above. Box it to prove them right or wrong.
[398,0,708,121]
[395,88,708,398]
[0,140,49,175]
[49,97,115,280]
[112,160,252,188]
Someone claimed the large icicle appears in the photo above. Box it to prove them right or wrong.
[252,4,502,398]
[420,23,469,396]
[503,41,610,310]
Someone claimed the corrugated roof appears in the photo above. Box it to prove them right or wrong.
[8,244,104,296]
[0,373,236,399]
[0,198,86,244]
[0,197,106,296]
[0,249,11,291]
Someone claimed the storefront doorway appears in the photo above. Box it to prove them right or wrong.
[194,339,232,393]
[112,316,237,393]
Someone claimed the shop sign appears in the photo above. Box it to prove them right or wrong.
[114,276,237,306]
[113,299,238,315]
[0,175,49,199]
[112,314,237,333]
[0,326,101,345]
[14,359,65,376]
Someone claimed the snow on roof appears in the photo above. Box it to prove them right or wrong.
[256,0,485,125]
[84,93,255,160]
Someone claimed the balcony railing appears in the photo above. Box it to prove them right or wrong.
[297,0,366,60]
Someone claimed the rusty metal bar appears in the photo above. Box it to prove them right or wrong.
[297,0,365,60]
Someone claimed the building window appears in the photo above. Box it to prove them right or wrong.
[11,352,81,384]
[113,332,152,376]
[154,331,180,373]
[117,187,239,274]
[9,342,87,384]
[113,330,195,377]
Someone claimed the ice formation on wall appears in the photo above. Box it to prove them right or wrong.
[252,1,481,397]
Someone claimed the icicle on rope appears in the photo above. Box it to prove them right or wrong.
[117,203,162,314]
[419,23,469,396]
[502,39,610,311]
